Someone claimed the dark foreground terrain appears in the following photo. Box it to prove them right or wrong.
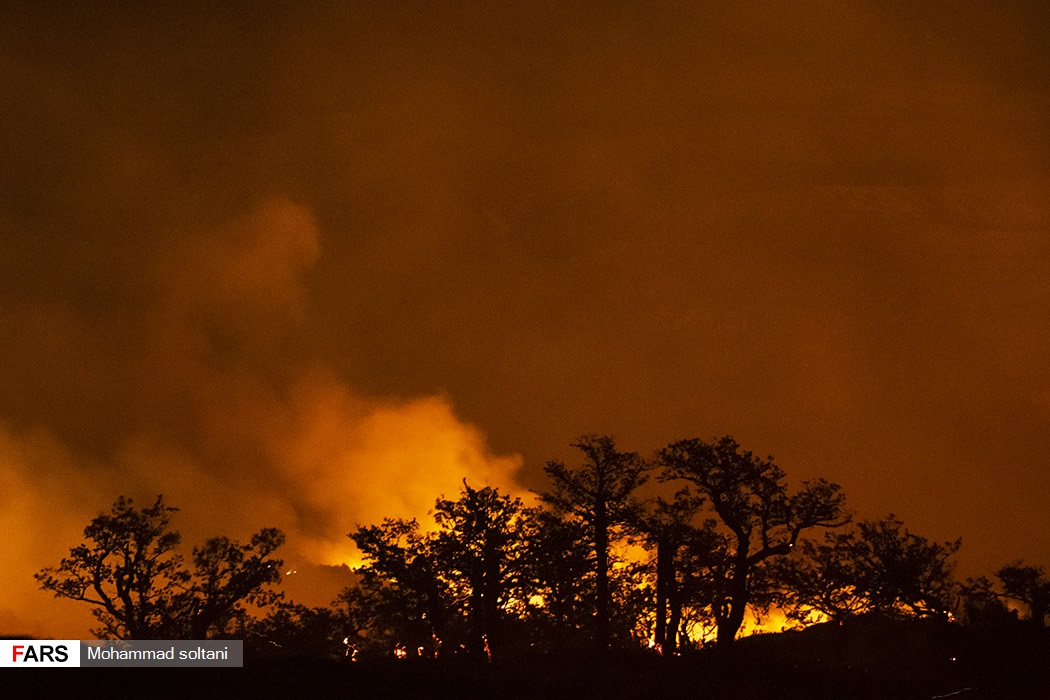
[6,620,1048,699]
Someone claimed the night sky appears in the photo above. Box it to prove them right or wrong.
[2,2,1049,638]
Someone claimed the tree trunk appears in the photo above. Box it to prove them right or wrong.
[666,556,681,654]
[717,566,750,647]
[595,504,609,650]
[482,545,501,656]
[654,536,669,649]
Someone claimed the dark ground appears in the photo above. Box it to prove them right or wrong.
[5,620,1048,699]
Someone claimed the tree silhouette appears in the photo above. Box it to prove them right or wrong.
[659,436,846,646]
[35,495,284,639]
[249,598,360,660]
[540,435,649,649]
[348,517,450,654]
[959,575,1015,626]
[184,528,286,637]
[773,515,960,624]
[433,482,528,657]
[347,483,529,657]
[517,507,595,649]
[995,561,1049,628]
[632,488,708,653]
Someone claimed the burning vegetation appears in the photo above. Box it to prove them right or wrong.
[33,434,1049,666]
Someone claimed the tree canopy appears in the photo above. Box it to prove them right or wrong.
[773,515,961,624]
[540,435,649,649]
[658,436,847,645]
[36,495,284,639]
[348,482,532,657]
[996,561,1050,628]
[39,435,1048,663]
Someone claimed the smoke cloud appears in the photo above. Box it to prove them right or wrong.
[0,200,523,637]
[2,1,1049,636]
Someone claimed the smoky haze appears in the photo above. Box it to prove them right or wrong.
[1,2,1049,636]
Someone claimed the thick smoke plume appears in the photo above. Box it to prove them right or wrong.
[0,201,523,637]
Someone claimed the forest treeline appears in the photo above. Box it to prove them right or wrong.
[35,435,1049,660]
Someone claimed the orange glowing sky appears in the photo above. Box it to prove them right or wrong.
[1,2,1049,638]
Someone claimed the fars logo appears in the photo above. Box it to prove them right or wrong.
[0,640,80,667]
